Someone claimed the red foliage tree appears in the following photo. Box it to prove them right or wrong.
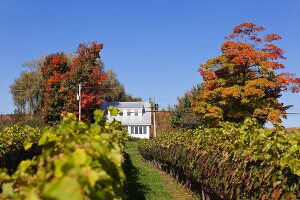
[62,43,108,121]
[41,53,69,123]
[41,43,109,124]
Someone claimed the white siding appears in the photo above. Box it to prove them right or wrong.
[138,109,142,116]
[127,126,131,134]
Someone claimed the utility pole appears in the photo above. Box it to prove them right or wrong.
[153,97,157,138]
[77,83,82,121]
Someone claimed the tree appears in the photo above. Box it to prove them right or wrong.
[41,43,109,123]
[63,43,109,120]
[22,56,46,70]
[41,52,70,123]
[104,70,142,102]
[10,57,46,115]
[171,84,205,129]
[192,23,300,126]
[10,70,43,115]
[11,43,141,124]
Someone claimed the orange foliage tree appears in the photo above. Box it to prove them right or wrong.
[192,23,300,126]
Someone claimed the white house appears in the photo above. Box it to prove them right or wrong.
[102,102,152,139]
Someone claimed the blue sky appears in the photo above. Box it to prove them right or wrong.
[0,1,299,126]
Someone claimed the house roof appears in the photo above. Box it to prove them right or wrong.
[101,102,150,109]
[102,101,152,125]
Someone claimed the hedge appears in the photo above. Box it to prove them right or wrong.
[138,118,300,199]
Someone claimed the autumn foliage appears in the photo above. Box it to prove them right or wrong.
[41,43,109,124]
[192,23,300,126]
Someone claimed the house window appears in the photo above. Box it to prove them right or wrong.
[119,111,123,116]
[134,110,138,116]
[129,126,148,135]
[127,111,131,116]
[131,110,134,116]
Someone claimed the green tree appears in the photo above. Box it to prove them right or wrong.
[104,70,142,102]
[170,84,205,129]
[10,70,43,115]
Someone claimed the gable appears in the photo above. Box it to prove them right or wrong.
[102,101,152,125]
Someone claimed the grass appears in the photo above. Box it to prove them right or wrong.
[158,170,199,200]
[123,141,198,200]
[123,141,173,200]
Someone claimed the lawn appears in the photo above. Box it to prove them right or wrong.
[123,141,198,200]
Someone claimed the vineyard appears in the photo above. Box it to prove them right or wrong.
[1,113,299,199]
[0,109,128,199]
[0,125,41,174]
[138,119,300,199]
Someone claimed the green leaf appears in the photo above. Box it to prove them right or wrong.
[252,154,259,162]
[93,110,104,122]
[89,124,101,135]
[25,190,41,200]
[43,177,83,200]
[293,169,300,176]
[108,106,118,116]
[38,132,59,146]
[73,148,88,166]
[0,171,10,182]
[54,159,64,178]
[19,160,31,172]
[83,167,99,187]
[23,140,33,150]
[2,183,14,198]
[98,170,112,182]
[77,121,88,131]
[38,133,48,146]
